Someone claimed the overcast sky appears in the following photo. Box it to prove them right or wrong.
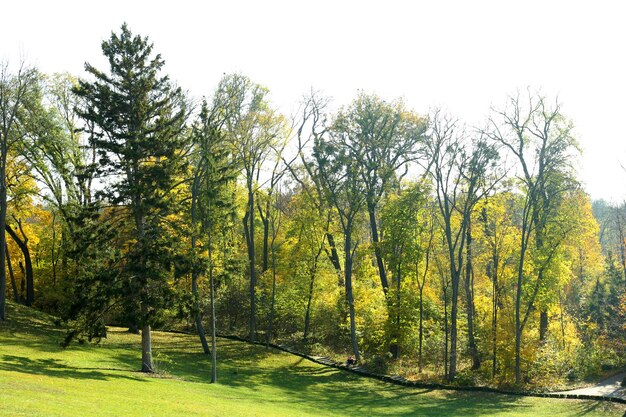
[2,0,626,201]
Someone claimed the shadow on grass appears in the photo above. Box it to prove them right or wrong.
[0,354,145,382]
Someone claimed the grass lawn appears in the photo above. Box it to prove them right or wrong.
[0,303,623,417]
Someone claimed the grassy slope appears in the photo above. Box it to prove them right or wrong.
[0,303,623,417]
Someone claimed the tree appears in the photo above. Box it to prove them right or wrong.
[313,119,366,361]
[191,98,237,382]
[74,24,188,372]
[0,60,39,319]
[423,110,500,379]
[476,192,519,378]
[213,74,284,342]
[487,90,579,384]
[332,93,426,295]
[379,181,430,359]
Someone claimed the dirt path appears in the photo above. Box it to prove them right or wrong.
[557,372,626,399]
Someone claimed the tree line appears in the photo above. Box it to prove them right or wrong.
[0,24,623,386]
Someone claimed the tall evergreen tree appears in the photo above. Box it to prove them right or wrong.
[74,24,188,372]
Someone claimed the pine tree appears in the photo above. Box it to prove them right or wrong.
[74,24,187,372]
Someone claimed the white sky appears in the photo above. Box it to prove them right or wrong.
[2,0,626,201]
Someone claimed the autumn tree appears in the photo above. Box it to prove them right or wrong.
[0,60,39,319]
[313,119,366,361]
[213,74,285,342]
[333,93,426,295]
[487,90,579,384]
[423,110,500,378]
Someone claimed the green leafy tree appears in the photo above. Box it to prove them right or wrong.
[212,74,284,342]
[333,93,426,295]
[488,90,579,384]
[73,24,188,372]
[0,60,39,318]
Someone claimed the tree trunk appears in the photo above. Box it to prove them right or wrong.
[539,310,548,342]
[266,240,277,348]
[141,302,154,372]
[443,284,449,379]
[490,257,499,379]
[303,267,316,342]
[260,199,270,273]
[6,223,33,306]
[418,283,424,373]
[449,271,459,381]
[344,229,360,361]
[515,224,530,385]
[367,204,388,294]
[325,232,343,286]
[243,188,256,342]
[465,224,480,370]
[6,246,19,303]
[210,263,217,383]
[0,149,6,320]
[191,182,210,355]
[208,223,217,383]
[390,264,401,359]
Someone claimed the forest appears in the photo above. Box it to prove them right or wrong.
[0,24,624,391]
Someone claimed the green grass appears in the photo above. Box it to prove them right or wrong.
[0,303,623,416]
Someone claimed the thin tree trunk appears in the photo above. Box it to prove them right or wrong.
[444,284,449,379]
[344,229,360,361]
[325,232,343,286]
[6,223,33,306]
[449,272,459,381]
[266,248,276,348]
[0,147,7,320]
[539,310,548,342]
[465,224,480,370]
[418,283,424,373]
[51,212,57,285]
[6,246,19,303]
[191,176,210,354]
[491,256,499,379]
[246,189,256,341]
[303,264,316,342]
[260,199,270,273]
[141,302,153,372]
[367,204,388,293]
[208,218,217,383]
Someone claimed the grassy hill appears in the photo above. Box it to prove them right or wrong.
[0,303,623,417]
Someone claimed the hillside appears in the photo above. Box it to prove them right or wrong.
[0,303,623,417]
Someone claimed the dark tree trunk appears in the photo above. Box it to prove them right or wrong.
[325,232,343,286]
[260,199,270,273]
[390,265,401,359]
[490,256,499,379]
[245,189,256,342]
[449,271,459,381]
[266,241,277,348]
[0,151,6,320]
[6,224,33,306]
[344,228,360,361]
[6,247,19,303]
[443,284,449,379]
[191,183,210,355]
[539,310,548,342]
[303,267,316,342]
[367,204,388,294]
[418,283,424,373]
[465,224,480,370]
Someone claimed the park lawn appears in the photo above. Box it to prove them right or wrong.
[0,303,623,417]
